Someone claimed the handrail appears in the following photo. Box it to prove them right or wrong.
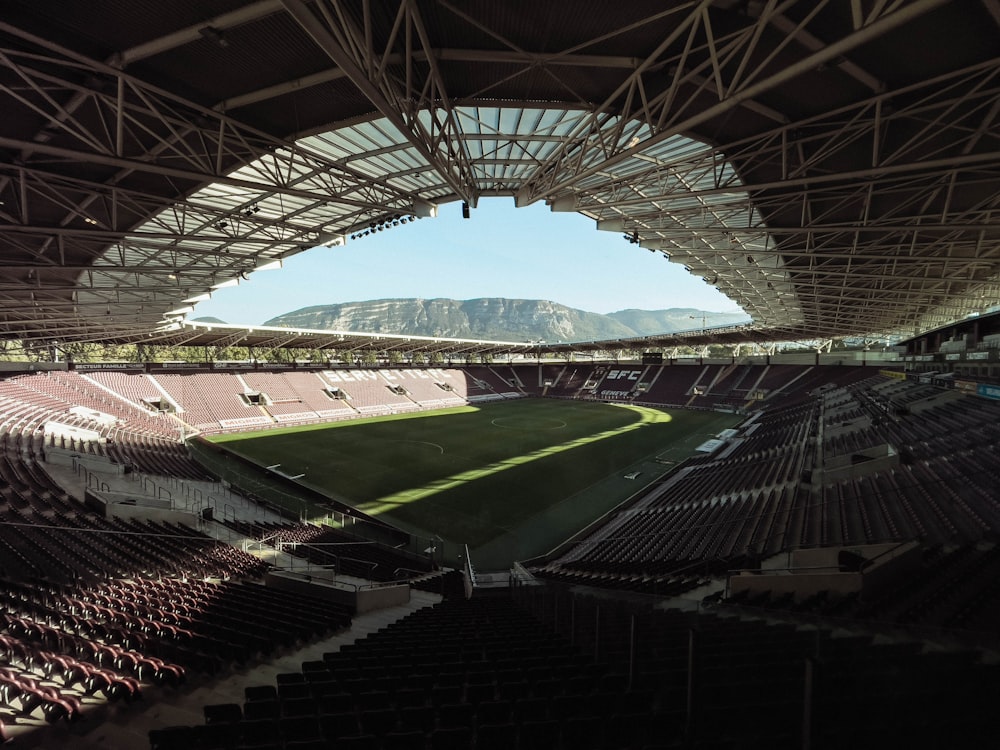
[464,543,477,588]
[728,563,855,576]
[663,555,728,578]
[511,561,537,585]
[359,578,416,590]
[393,566,430,578]
[728,541,916,578]
[269,567,360,592]
[337,555,378,578]
[859,540,915,571]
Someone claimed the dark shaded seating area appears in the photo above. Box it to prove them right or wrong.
[725,542,1000,641]
[221,519,435,582]
[516,584,1000,750]
[150,591,664,750]
[534,375,1000,597]
[152,582,1000,750]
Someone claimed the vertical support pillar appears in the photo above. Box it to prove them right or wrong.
[569,596,576,647]
[685,627,698,741]
[803,657,815,750]
[593,604,601,662]
[627,613,638,692]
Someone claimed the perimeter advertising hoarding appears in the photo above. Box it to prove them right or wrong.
[977,384,1000,400]
[879,369,907,380]
[74,362,144,371]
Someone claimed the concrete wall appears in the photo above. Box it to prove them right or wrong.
[730,569,862,600]
[265,570,360,611]
[819,444,899,483]
[825,415,872,440]
[859,541,922,600]
[46,448,124,475]
[265,570,411,614]
[108,503,198,523]
[790,542,900,569]
[85,489,196,523]
[730,541,921,603]
[356,584,411,614]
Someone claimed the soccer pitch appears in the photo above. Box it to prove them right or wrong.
[209,399,740,568]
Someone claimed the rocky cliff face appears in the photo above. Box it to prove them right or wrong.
[608,308,748,334]
[259,298,749,342]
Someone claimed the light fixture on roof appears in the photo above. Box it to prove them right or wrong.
[317,233,345,247]
[548,196,576,213]
[412,200,438,218]
[198,26,229,48]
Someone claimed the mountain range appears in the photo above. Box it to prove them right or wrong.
[206,298,750,342]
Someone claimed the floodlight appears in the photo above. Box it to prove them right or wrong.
[412,200,438,218]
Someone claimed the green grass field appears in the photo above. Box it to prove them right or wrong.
[208,400,740,568]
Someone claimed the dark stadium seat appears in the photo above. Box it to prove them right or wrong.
[203,702,242,724]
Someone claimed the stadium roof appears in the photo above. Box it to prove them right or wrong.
[142,318,762,356]
[1,0,999,351]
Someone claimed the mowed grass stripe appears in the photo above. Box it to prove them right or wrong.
[209,400,636,504]
[208,400,737,553]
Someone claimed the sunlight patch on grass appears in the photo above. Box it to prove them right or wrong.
[357,405,672,516]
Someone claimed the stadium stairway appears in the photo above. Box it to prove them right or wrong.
[40,456,285,528]
[11,588,443,750]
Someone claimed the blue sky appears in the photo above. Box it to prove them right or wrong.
[192,197,746,325]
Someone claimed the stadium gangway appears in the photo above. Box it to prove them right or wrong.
[359,576,425,590]
[704,594,999,652]
[393,566,431,579]
[267,565,361,594]
[73,462,111,493]
[511,560,539,586]
[722,540,915,598]
[277,543,380,583]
